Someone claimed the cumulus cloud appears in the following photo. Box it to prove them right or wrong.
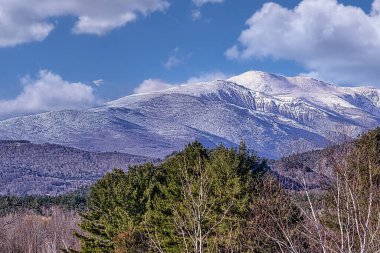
[134,72,229,94]
[373,0,380,15]
[134,79,174,94]
[0,70,97,119]
[192,0,224,7]
[227,0,380,86]
[0,0,169,47]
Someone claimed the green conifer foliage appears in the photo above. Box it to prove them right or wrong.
[144,142,266,252]
[71,165,156,253]
[71,142,269,253]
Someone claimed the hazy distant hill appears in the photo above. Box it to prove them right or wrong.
[0,71,379,159]
[0,140,155,196]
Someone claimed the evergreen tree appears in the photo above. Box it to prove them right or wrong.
[69,165,156,253]
[71,142,269,253]
[144,142,265,252]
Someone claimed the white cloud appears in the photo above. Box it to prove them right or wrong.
[0,0,169,47]
[225,45,240,60]
[164,48,186,70]
[186,72,228,83]
[227,0,380,86]
[373,0,380,15]
[0,70,97,119]
[134,79,174,94]
[165,56,182,70]
[299,71,325,81]
[134,72,229,94]
[191,0,223,21]
[192,0,224,7]
[192,10,202,21]
[92,79,104,87]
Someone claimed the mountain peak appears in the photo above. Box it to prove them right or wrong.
[228,71,295,94]
[228,70,338,94]
[1,70,380,159]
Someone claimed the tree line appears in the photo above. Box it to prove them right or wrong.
[3,127,380,252]
[66,142,303,252]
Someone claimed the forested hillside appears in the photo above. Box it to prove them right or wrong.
[2,127,380,252]
[0,140,155,195]
[271,147,334,190]
[64,128,380,252]
[271,142,356,191]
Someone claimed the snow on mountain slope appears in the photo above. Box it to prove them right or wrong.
[230,71,380,123]
[0,71,379,159]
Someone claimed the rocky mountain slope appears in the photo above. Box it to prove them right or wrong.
[0,140,154,195]
[0,71,379,158]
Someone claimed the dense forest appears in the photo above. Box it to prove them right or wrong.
[0,141,154,195]
[2,127,380,252]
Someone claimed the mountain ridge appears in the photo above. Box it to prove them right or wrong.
[0,70,379,158]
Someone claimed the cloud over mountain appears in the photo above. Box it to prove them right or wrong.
[134,72,228,94]
[134,79,174,94]
[0,70,96,119]
[227,0,380,86]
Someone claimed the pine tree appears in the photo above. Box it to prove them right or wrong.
[70,142,268,252]
[144,142,265,252]
[68,165,156,253]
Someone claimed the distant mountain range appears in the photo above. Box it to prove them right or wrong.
[0,71,379,159]
[0,140,153,195]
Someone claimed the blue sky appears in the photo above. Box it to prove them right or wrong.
[0,0,378,118]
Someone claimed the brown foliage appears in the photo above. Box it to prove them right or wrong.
[0,206,80,253]
[241,177,310,252]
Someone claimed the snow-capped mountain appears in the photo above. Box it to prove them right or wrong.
[0,71,379,158]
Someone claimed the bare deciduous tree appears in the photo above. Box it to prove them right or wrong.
[266,129,380,253]
[0,206,81,253]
